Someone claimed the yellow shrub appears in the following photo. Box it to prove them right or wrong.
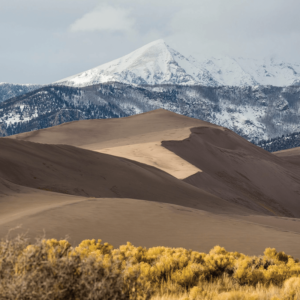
[1,235,300,300]
[284,276,300,292]
[217,291,259,300]
[189,286,203,299]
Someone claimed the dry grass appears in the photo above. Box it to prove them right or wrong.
[151,276,300,299]
[0,233,299,299]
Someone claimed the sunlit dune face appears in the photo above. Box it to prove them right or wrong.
[88,125,203,179]
[97,141,202,179]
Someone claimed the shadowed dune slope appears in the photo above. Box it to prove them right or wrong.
[0,138,249,215]
[162,127,300,218]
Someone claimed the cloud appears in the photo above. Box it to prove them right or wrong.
[69,5,135,33]
[162,0,300,61]
[1,0,300,83]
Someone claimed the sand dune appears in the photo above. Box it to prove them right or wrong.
[274,147,300,173]
[163,127,300,218]
[275,147,300,157]
[8,110,210,178]
[0,138,248,215]
[2,109,300,258]
[9,109,300,217]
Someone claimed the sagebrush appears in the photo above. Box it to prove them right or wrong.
[0,235,299,299]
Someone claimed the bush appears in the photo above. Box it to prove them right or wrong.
[0,235,300,299]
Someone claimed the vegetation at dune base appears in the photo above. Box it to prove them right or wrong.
[0,235,300,300]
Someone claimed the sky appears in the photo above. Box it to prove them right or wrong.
[0,0,299,84]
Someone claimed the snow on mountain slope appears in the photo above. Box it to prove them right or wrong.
[0,83,42,102]
[56,39,300,87]
[197,57,258,86]
[234,57,300,86]
[56,40,198,86]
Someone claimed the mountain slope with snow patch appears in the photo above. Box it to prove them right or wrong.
[0,83,42,102]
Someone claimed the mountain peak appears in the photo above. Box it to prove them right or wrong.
[56,39,198,86]
[55,40,300,87]
[143,38,167,46]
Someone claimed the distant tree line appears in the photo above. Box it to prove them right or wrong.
[254,131,300,152]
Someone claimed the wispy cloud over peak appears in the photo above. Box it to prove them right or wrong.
[69,5,135,33]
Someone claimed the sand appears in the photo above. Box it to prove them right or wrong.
[97,141,201,179]
[8,110,209,178]
[0,176,87,228]
[274,147,300,173]
[1,109,300,258]
[0,187,85,227]
[1,198,300,258]
[274,147,300,158]
[163,127,300,218]
[0,138,249,215]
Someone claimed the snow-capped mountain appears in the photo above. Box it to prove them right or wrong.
[56,39,300,87]
[56,39,201,86]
